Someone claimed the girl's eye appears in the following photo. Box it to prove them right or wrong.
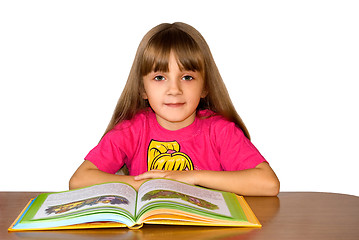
[154,75,165,81]
[182,75,194,81]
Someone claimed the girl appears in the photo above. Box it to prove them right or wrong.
[69,22,280,196]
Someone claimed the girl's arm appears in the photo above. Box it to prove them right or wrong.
[69,160,145,190]
[134,162,280,196]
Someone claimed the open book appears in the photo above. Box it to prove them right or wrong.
[9,179,261,231]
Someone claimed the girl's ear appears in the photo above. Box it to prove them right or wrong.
[201,89,208,98]
[142,91,148,99]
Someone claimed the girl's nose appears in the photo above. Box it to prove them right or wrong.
[166,79,182,95]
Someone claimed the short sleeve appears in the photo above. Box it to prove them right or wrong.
[215,122,267,171]
[85,130,126,174]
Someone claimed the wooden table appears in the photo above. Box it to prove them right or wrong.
[1,192,358,240]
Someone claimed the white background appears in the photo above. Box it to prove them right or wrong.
[1,0,358,196]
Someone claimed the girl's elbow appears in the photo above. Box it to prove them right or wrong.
[69,174,82,190]
[69,175,76,190]
[267,178,280,196]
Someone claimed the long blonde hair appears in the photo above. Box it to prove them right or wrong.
[104,22,250,140]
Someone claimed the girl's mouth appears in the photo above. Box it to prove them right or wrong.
[165,103,185,107]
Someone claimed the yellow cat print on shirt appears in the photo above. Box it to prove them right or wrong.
[147,140,194,171]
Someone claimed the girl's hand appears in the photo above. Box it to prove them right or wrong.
[134,170,198,186]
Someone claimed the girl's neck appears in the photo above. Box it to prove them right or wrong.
[154,111,196,131]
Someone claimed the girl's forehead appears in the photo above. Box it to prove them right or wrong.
[152,53,199,73]
[142,47,204,76]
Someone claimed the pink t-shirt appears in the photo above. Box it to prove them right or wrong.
[85,109,267,175]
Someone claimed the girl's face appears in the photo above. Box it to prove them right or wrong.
[142,52,207,131]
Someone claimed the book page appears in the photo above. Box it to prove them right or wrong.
[33,183,137,220]
[137,179,232,217]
